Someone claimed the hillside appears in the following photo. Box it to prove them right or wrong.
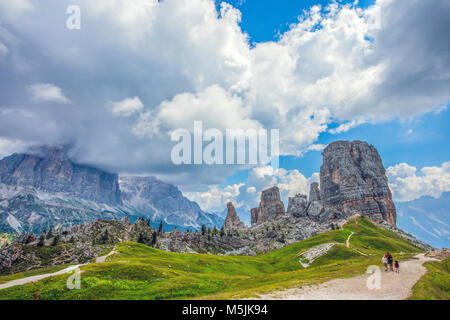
[0,216,432,300]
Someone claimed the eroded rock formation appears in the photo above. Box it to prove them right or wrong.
[251,187,285,226]
[309,182,321,202]
[287,194,308,218]
[222,202,247,233]
[320,140,396,225]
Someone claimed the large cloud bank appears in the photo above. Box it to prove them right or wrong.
[0,0,449,194]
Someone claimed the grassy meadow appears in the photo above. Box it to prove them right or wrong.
[0,217,425,300]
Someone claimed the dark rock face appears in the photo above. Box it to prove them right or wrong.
[320,140,396,225]
[222,202,247,233]
[287,194,308,218]
[251,187,285,226]
[0,147,122,205]
[309,182,320,202]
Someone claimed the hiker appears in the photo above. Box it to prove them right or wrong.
[388,253,394,271]
[382,255,388,271]
[384,252,393,271]
[394,261,400,273]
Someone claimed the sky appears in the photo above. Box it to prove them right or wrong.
[0,0,449,214]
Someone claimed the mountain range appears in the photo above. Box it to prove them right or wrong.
[396,192,449,249]
[0,147,223,236]
[0,141,446,253]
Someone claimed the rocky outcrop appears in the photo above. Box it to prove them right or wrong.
[222,202,247,233]
[251,187,285,226]
[309,182,321,202]
[287,194,308,218]
[0,218,155,274]
[320,141,396,225]
[287,193,342,223]
[0,147,122,205]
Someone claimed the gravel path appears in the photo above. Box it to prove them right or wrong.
[0,246,117,290]
[346,232,354,248]
[255,254,438,300]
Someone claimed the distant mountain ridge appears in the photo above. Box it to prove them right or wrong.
[0,147,223,235]
[396,192,449,249]
[119,176,223,230]
[0,147,121,205]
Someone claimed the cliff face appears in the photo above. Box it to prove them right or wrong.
[0,148,223,236]
[119,176,223,230]
[222,202,247,233]
[0,147,122,206]
[319,140,396,225]
[309,182,320,202]
[251,186,285,226]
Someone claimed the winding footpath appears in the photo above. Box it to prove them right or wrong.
[255,254,438,300]
[0,246,117,291]
[346,232,354,248]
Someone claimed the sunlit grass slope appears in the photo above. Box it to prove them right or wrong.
[410,257,450,300]
[0,216,424,300]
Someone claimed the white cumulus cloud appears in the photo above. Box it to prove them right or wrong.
[28,83,70,104]
[387,162,450,202]
[111,96,144,117]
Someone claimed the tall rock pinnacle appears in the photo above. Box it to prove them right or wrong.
[251,186,286,226]
[222,202,247,232]
[319,140,396,225]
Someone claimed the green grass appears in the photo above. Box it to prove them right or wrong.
[410,257,450,300]
[0,216,424,300]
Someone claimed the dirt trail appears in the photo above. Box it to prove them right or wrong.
[255,254,438,300]
[95,246,117,263]
[0,246,117,290]
[346,232,354,248]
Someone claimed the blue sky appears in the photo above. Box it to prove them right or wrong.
[216,0,449,199]
[224,106,450,187]
[217,0,376,43]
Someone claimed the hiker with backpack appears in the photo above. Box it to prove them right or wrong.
[384,252,394,271]
[388,253,394,271]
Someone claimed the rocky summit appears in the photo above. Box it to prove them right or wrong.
[320,140,396,225]
[0,146,121,205]
[251,186,286,226]
[222,202,247,233]
[0,147,223,236]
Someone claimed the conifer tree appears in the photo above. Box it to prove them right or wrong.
[38,234,45,247]
[52,234,60,246]
[152,231,157,247]
[101,229,109,244]
[201,224,207,236]
[46,229,53,239]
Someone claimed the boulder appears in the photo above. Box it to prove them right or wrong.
[287,194,308,218]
